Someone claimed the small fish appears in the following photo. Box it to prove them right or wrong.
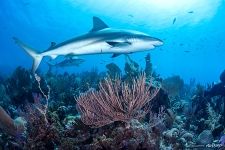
[184,50,191,53]
[188,11,194,14]
[179,43,184,46]
[48,57,85,68]
[128,14,134,18]
[172,18,176,24]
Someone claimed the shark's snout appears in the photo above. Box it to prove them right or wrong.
[144,36,163,47]
[156,40,163,46]
[153,38,163,46]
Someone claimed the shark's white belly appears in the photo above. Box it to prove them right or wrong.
[72,42,112,55]
[44,41,124,57]
[71,42,142,55]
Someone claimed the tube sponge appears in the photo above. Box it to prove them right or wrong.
[0,106,24,136]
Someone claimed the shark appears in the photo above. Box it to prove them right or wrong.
[48,57,85,68]
[13,17,163,73]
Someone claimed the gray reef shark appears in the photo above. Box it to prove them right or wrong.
[13,17,163,73]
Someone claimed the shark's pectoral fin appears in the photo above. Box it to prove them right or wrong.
[106,41,131,47]
[111,53,122,58]
[90,17,109,32]
[106,41,119,47]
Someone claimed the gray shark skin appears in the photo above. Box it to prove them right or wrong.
[13,17,163,73]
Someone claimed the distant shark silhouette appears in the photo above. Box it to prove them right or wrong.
[48,57,85,68]
[13,17,163,73]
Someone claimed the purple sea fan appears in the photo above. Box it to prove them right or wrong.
[75,73,161,128]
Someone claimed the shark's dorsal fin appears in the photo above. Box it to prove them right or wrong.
[90,17,109,32]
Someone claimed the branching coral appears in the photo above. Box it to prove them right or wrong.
[106,63,121,79]
[149,106,166,128]
[22,97,62,149]
[206,103,221,130]
[76,74,160,128]
[34,74,51,123]
[124,55,140,83]
[23,106,61,150]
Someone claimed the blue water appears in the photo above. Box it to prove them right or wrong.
[0,0,225,83]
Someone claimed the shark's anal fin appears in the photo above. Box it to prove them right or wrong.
[106,41,131,47]
[50,55,57,59]
[111,53,122,58]
[90,17,109,32]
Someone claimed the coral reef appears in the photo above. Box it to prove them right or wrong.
[0,106,25,136]
[162,75,184,98]
[0,83,10,108]
[1,58,225,149]
[106,62,121,79]
[90,120,161,150]
[23,106,62,149]
[206,103,221,131]
[5,67,34,105]
[124,55,140,83]
[145,53,152,80]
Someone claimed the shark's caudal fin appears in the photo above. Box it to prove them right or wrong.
[13,37,43,73]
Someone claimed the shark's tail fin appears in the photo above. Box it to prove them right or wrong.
[13,37,43,73]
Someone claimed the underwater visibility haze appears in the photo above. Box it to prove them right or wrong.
[0,0,225,149]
